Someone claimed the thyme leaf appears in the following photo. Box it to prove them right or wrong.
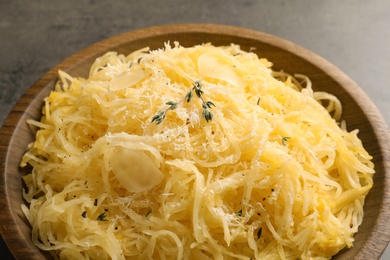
[281,136,291,146]
[165,101,178,110]
[193,81,204,98]
[151,110,166,125]
[257,227,263,239]
[202,109,213,122]
[96,211,108,221]
[185,90,193,102]
[204,101,216,109]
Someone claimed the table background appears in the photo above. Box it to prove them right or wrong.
[1,0,389,259]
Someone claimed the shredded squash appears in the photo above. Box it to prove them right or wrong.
[21,42,374,260]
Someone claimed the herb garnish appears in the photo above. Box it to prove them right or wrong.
[151,81,215,125]
[151,101,178,125]
[257,227,263,239]
[281,136,291,146]
[96,211,108,221]
[193,81,215,122]
[237,209,243,217]
[145,209,152,217]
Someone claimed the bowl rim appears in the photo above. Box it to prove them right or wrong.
[0,23,389,259]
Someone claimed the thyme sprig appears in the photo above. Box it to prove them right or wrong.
[151,81,215,125]
[151,101,178,125]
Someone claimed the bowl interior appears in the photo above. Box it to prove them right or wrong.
[1,24,389,259]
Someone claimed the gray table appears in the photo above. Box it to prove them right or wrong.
[1,0,389,259]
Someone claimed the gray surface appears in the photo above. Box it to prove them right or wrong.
[0,0,389,259]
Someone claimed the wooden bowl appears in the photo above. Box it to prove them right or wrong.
[0,24,389,259]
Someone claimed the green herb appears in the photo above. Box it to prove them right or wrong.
[151,101,178,125]
[202,101,216,122]
[151,110,167,125]
[185,90,193,102]
[202,106,213,122]
[165,101,178,110]
[237,209,243,217]
[151,81,216,125]
[96,211,108,221]
[145,209,152,217]
[81,211,87,218]
[193,81,203,97]
[194,81,215,122]
[281,136,291,146]
[257,97,261,105]
[257,227,263,239]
